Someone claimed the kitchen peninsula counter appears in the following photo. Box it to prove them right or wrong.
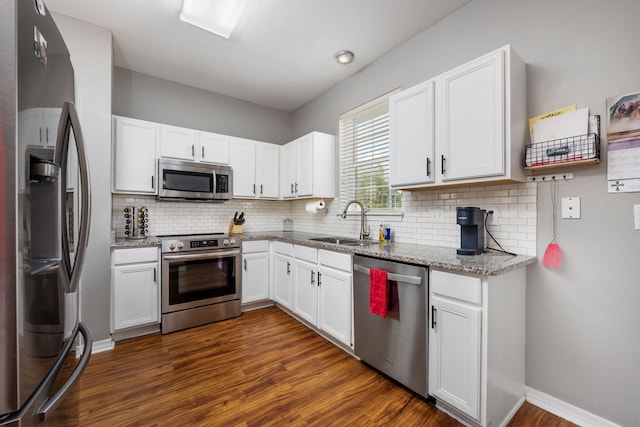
[238,231,536,276]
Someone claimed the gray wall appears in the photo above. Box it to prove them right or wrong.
[292,1,640,425]
[113,67,293,145]
[52,14,113,343]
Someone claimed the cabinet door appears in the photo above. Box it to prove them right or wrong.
[199,131,230,164]
[280,142,296,198]
[439,49,504,181]
[159,125,197,160]
[255,142,280,198]
[429,295,481,420]
[113,117,157,194]
[43,108,63,148]
[390,80,436,186]
[293,258,317,324]
[229,137,257,198]
[295,134,314,197]
[241,252,270,304]
[317,266,352,346]
[112,262,159,330]
[272,253,293,309]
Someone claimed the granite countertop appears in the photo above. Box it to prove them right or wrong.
[111,236,161,249]
[238,231,536,276]
[110,231,536,276]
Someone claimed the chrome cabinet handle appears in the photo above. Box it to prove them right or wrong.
[153,267,157,282]
[426,157,431,177]
[286,261,291,274]
[260,184,263,195]
[243,259,247,270]
[253,183,256,194]
[151,176,154,189]
[201,146,205,158]
[311,270,315,284]
[441,155,446,174]
[191,144,195,157]
[290,183,294,194]
[317,272,322,286]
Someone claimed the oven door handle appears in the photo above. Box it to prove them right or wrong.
[163,250,240,261]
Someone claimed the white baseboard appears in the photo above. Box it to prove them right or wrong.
[526,387,622,427]
[75,337,115,356]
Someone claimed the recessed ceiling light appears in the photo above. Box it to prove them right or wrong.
[335,50,355,65]
[180,0,253,39]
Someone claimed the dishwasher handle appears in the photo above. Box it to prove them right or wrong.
[353,264,423,285]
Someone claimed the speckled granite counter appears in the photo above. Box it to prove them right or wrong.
[110,236,161,249]
[237,231,536,276]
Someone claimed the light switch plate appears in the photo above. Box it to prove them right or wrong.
[634,204,640,230]
[561,197,581,219]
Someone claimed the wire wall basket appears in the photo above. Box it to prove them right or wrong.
[524,115,600,170]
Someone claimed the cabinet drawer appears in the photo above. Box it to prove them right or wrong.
[294,245,317,263]
[318,250,351,272]
[272,241,293,256]
[431,269,481,305]
[112,247,158,265]
[242,240,269,253]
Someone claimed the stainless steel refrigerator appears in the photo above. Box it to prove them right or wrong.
[1,0,92,424]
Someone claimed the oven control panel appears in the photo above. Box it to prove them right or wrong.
[161,235,239,253]
[191,240,219,249]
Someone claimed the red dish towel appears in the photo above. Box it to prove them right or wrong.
[369,268,389,318]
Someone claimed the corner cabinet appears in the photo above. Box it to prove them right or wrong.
[111,247,160,332]
[280,132,335,199]
[390,45,526,190]
[112,116,157,194]
[429,268,526,427]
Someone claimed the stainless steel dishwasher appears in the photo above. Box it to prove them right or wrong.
[353,255,428,398]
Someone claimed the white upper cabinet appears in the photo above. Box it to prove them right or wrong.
[390,45,526,189]
[390,79,436,186]
[112,116,157,194]
[280,131,335,199]
[229,137,279,199]
[198,131,230,164]
[159,124,230,165]
[158,124,197,160]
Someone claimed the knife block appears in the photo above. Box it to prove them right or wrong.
[229,220,243,234]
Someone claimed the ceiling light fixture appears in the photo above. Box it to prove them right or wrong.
[180,0,252,39]
[335,50,355,65]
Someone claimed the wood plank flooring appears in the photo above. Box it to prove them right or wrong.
[49,306,577,426]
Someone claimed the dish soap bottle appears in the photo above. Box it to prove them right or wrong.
[379,222,385,242]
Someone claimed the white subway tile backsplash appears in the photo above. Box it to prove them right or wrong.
[112,182,536,256]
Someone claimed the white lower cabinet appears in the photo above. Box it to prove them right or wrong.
[271,242,293,309]
[111,247,160,332]
[292,245,352,347]
[241,241,270,304]
[429,268,526,427]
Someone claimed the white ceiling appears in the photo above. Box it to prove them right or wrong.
[46,0,471,112]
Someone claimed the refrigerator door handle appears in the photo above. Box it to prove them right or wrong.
[35,322,93,423]
[55,102,91,294]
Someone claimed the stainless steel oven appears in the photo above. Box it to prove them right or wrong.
[160,233,241,334]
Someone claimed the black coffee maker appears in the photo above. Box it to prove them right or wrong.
[456,206,486,255]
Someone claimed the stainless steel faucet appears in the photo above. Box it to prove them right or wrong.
[341,200,370,241]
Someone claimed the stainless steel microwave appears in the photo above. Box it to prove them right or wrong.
[157,158,232,201]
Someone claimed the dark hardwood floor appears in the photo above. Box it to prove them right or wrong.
[49,306,576,426]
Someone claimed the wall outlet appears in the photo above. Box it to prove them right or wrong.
[485,207,498,226]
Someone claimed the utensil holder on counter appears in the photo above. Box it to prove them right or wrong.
[124,206,149,239]
[229,220,243,234]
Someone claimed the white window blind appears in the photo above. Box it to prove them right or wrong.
[339,91,401,212]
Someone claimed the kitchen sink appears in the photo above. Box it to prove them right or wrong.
[309,237,376,247]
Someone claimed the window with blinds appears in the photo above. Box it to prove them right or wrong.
[339,91,401,212]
